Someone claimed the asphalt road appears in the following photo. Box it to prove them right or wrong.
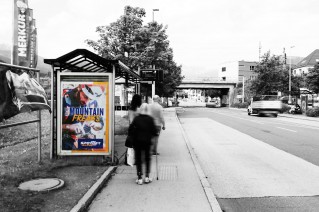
[177,107,319,212]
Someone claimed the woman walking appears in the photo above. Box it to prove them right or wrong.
[130,103,158,185]
[125,94,142,164]
[128,94,142,123]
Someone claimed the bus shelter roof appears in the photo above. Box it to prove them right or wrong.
[43,48,142,82]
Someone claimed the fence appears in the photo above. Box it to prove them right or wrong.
[0,62,42,163]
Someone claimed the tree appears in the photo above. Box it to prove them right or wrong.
[306,62,319,93]
[85,6,183,97]
[249,51,300,96]
[206,89,221,98]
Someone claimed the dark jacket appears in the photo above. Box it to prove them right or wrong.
[129,114,158,147]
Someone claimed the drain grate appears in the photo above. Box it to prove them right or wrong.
[151,165,178,181]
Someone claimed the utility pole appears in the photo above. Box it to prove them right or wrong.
[288,46,295,104]
[152,9,159,22]
[152,65,156,99]
[259,41,262,63]
[242,76,245,103]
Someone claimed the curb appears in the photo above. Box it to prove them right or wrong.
[70,166,117,212]
[175,114,223,212]
[278,114,319,122]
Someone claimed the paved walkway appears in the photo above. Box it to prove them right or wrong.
[87,108,220,212]
[71,106,317,212]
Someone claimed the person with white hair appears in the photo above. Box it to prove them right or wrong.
[148,95,166,155]
[129,103,158,185]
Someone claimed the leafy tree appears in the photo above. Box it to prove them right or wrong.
[85,6,183,97]
[249,51,300,96]
[306,62,319,93]
[206,89,221,98]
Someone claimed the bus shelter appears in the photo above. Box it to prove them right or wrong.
[44,49,142,163]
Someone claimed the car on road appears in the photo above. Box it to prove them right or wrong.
[248,95,282,117]
[206,99,220,108]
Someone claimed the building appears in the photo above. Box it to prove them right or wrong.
[293,49,319,76]
[218,60,258,83]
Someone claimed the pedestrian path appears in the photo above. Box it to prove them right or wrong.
[87,109,214,212]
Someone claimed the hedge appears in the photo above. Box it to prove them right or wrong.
[306,107,319,117]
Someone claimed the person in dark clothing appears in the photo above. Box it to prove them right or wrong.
[129,103,158,185]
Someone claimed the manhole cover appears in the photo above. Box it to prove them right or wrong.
[18,178,64,192]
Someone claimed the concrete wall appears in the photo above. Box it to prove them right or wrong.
[218,61,238,82]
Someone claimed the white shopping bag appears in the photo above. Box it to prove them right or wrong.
[127,148,135,167]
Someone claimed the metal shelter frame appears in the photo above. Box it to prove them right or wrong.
[44,48,142,162]
[0,62,43,163]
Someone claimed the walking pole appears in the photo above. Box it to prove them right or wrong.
[156,130,160,180]
[156,147,159,180]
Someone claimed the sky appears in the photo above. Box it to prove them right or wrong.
[1,0,319,78]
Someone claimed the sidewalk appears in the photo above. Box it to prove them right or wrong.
[85,108,220,212]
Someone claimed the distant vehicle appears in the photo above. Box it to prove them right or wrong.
[206,99,220,108]
[248,95,282,117]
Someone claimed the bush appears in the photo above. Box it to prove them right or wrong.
[306,107,319,117]
[280,104,291,114]
[232,102,249,108]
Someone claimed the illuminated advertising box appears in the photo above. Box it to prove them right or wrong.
[57,73,113,155]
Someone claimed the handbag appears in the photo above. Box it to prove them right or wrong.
[125,123,136,148]
[125,134,134,148]
[126,148,135,167]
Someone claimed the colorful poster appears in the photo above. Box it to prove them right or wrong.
[12,0,30,67]
[60,81,109,154]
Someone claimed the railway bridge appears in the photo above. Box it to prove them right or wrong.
[176,80,237,106]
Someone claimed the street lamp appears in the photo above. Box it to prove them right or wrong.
[288,46,295,104]
[152,9,159,22]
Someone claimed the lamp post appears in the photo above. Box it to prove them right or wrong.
[288,46,295,104]
[152,9,159,22]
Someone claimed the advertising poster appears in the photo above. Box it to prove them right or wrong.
[60,80,110,155]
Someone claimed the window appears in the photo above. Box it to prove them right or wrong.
[222,67,226,72]
[250,66,255,70]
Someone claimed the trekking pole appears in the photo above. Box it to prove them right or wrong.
[156,148,159,180]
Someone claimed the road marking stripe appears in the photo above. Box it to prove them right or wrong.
[205,109,319,131]
[180,117,319,198]
[276,127,297,132]
[207,110,264,124]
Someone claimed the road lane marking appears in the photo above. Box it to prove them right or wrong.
[180,117,319,198]
[204,108,319,131]
[276,127,297,133]
[206,110,265,124]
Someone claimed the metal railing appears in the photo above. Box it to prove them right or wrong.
[0,62,42,163]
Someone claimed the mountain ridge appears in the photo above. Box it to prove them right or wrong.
[0,43,51,75]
